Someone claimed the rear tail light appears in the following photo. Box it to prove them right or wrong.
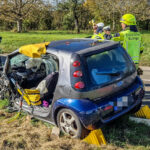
[74,81,85,89]
[72,59,85,90]
[72,61,80,67]
[73,71,83,77]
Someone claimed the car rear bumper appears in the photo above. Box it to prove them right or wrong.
[78,76,144,130]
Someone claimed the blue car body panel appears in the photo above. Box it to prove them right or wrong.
[53,76,144,130]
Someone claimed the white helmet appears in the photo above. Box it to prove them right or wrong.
[97,22,104,28]
[103,25,111,31]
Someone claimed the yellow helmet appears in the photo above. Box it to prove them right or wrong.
[89,19,95,25]
[120,14,136,25]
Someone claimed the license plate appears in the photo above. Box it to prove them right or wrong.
[117,96,128,107]
[114,96,128,112]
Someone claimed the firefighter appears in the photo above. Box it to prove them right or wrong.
[103,26,112,40]
[113,14,144,73]
[97,22,105,39]
[91,22,104,39]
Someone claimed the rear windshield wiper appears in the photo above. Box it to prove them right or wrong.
[96,72,122,76]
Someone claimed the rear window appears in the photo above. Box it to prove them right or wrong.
[86,47,135,87]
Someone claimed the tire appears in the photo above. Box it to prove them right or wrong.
[57,108,89,139]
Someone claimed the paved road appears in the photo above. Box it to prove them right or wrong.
[140,66,150,106]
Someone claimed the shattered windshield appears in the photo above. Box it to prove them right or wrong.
[10,54,29,67]
[9,53,58,75]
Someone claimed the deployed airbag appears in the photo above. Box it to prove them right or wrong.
[25,58,43,72]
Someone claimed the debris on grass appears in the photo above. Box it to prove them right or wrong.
[51,127,60,139]
[0,110,150,150]
[0,110,97,150]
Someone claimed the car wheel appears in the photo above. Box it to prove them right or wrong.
[57,108,88,139]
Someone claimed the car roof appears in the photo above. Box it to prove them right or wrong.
[47,38,119,55]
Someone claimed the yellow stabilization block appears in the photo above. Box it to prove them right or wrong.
[135,105,150,119]
[83,129,107,146]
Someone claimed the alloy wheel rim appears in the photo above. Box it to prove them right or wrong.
[59,112,78,137]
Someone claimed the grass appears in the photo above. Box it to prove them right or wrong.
[140,31,150,66]
[103,115,150,149]
[0,30,149,66]
[0,99,9,109]
[0,30,91,53]
[0,100,150,149]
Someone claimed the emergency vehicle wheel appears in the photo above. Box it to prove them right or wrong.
[57,108,88,139]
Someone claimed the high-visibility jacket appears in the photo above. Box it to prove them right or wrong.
[113,29,143,68]
[91,34,102,39]
[91,31,105,40]
[98,32,105,39]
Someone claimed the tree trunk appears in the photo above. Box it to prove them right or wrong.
[112,7,115,31]
[17,19,22,33]
[74,17,80,34]
[73,10,80,34]
[112,18,115,31]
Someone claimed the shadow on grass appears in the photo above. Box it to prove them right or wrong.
[103,115,150,148]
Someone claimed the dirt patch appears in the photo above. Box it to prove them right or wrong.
[0,111,99,150]
[0,110,127,150]
[0,110,150,150]
[0,110,13,118]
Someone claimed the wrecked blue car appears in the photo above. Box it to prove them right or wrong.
[0,39,144,138]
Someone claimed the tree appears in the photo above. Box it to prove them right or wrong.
[25,2,53,30]
[0,0,149,31]
[85,0,150,31]
[0,0,40,32]
[70,0,80,33]
[58,0,84,33]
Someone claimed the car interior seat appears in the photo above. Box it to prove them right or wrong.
[36,72,59,102]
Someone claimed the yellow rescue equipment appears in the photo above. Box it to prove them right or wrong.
[17,89,41,106]
[19,42,50,58]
